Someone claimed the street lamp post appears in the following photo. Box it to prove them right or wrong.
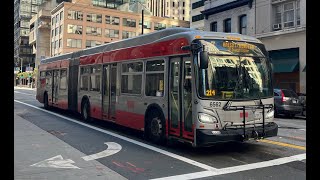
[142,8,144,35]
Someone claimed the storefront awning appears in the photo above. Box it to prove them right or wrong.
[269,48,299,73]
[272,58,299,73]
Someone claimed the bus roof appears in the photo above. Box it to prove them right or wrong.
[41,28,262,64]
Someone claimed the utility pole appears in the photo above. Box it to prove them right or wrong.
[142,8,144,35]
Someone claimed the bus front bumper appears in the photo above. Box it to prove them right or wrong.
[196,122,278,147]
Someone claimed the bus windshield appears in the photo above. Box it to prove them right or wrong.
[197,40,273,100]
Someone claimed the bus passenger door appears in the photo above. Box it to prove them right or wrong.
[102,65,110,120]
[169,57,194,140]
[182,57,193,140]
[169,58,181,137]
[52,70,59,105]
[109,64,117,119]
[102,64,117,121]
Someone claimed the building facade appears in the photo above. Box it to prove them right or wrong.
[29,0,61,69]
[146,0,190,21]
[190,0,205,30]
[201,0,306,93]
[14,0,43,72]
[50,0,189,56]
[255,0,305,93]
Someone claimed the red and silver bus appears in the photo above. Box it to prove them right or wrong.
[36,28,278,147]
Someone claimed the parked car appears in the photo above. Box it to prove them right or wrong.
[273,88,303,118]
[297,92,306,116]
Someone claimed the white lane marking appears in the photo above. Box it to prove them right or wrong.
[82,142,122,161]
[298,129,306,131]
[14,100,217,171]
[151,153,306,180]
[30,155,80,169]
[14,91,36,96]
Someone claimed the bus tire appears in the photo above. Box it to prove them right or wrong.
[81,99,93,122]
[146,110,166,144]
[44,93,49,110]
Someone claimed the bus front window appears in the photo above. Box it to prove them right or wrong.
[197,40,273,100]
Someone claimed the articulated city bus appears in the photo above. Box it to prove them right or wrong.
[36,28,278,147]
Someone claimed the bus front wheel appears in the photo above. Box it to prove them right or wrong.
[146,110,166,144]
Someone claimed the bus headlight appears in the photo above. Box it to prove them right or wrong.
[198,113,218,124]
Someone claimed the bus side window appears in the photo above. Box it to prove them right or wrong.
[145,60,165,97]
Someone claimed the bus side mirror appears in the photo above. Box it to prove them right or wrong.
[199,51,208,69]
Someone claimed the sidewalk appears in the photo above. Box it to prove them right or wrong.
[14,112,127,180]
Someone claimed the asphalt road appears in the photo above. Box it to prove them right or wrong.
[14,87,306,180]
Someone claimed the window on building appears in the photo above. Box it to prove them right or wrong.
[87,13,102,23]
[55,27,58,36]
[192,14,204,22]
[105,29,119,38]
[145,60,164,97]
[283,2,294,27]
[92,0,107,7]
[167,2,168,7]
[296,0,300,26]
[154,23,166,30]
[55,40,58,49]
[121,62,143,94]
[66,39,82,48]
[20,28,30,36]
[56,14,59,23]
[86,26,102,36]
[183,9,185,14]
[139,20,151,29]
[192,0,204,9]
[183,2,185,7]
[239,15,247,34]
[210,22,217,32]
[105,16,120,25]
[60,11,63,20]
[51,29,54,36]
[224,18,231,33]
[68,11,83,20]
[273,1,300,31]
[123,18,136,27]
[122,31,136,39]
[274,4,282,28]
[173,2,175,7]
[59,39,62,48]
[52,17,55,25]
[59,25,62,34]
[85,40,101,48]
[67,24,82,34]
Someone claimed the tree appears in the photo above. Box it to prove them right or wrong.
[32,68,38,79]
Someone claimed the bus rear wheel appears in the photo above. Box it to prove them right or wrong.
[146,110,166,144]
[81,100,93,122]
